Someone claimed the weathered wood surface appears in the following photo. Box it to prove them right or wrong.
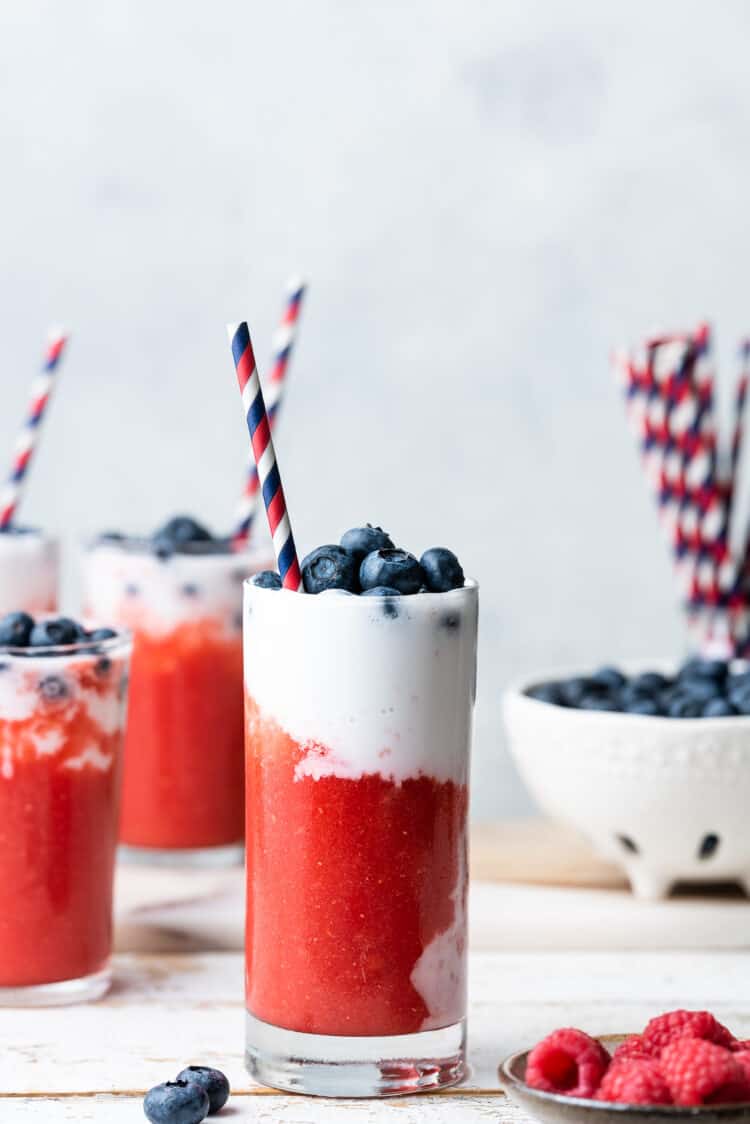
[114,861,750,955]
[4,951,750,1120]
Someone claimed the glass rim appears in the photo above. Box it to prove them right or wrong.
[0,627,133,660]
[243,577,479,605]
[81,532,272,562]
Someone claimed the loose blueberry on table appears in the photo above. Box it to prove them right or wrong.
[519,1009,750,1106]
[144,1065,230,1122]
[526,658,750,717]
[252,524,467,599]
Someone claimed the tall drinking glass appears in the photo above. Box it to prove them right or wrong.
[243,580,478,1096]
[82,537,270,864]
[0,627,131,1004]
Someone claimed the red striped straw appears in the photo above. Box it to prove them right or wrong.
[231,278,306,550]
[227,322,302,590]
[0,328,69,528]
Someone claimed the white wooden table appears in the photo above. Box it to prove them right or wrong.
[3,825,750,1121]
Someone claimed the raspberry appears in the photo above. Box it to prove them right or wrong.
[612,1035,651,1063]
[642,1010,735,1056]
[734,1040,750,1053]
[526,1028,610,1097]
[661,1039,750,1105]
[597,1059,672,1105]
[735,1051,750,1082]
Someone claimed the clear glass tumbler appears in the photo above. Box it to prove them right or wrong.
[0,529,58,615]
[82,537,271,865]
[0,627,132,1005]
[243,580,478,1096]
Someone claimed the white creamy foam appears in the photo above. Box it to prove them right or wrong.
[82,542,272,636]
[0,647,128,777]
[0,533,58,615]
[244,582,478,784]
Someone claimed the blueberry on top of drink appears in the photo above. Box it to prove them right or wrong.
[95,515,231,557]
[0,611,120,653]
[251,524,466,597]
[526,658,750,718]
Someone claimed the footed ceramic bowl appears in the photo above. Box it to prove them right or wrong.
[503,664,750,899]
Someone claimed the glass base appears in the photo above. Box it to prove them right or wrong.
[245,1011,466,1097]
[0,966,111,1007]
[118,842,244,868]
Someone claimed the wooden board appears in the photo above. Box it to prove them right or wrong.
[470,818,628,888]
[4,951,750,1120]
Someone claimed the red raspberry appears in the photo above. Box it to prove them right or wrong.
[734,1051,750,1082]
[661,1039,750,1105]
[597,1060,672,1105]
[612,1035,651,1063]
[526,1028,610,1098]
[642,1010,735,1056]
[734,1040,750,1053]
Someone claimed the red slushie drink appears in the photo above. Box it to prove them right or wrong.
[243,529,478,1096]
[0,612,130,1004]
[82,517,270,863]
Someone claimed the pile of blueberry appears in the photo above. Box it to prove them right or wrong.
[252,524,465,597]
[99,515,229,558]
[144,1066,230,1124]
[0,612,116,651]
[527,658,750,718]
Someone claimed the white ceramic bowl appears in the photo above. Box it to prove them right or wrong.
[503,664,750,899]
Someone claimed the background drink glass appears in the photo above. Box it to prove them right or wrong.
[243,580,478,1096]
[0,530,58,615]
[0,628,131,1005]
[82,537,271,865]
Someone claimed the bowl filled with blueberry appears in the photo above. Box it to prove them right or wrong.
[503,657,750,899]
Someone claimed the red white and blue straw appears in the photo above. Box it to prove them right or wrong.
[227,321,301,590]
[0,328,69,529]
[231,278,306,548]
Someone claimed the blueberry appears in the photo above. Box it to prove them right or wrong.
[96,656,112,676]
[419,547,465,593]
[0,611,34,647]
[668,695,704,718]
[301,545,359,594]
[29,618,83,648]
[153,515,213,548]
[181,584,200,597]
[558,677,588,707]
[728,684,750,714]
[673,679,719,705]
[631,671,672,694]
[340,524,394,562]
[251,570,282,590]
[38,675,69,701]
[589,666,627,691]
[703,697,737,718]
[360,549,423,595]
[678,658,728,684]
[87,628,117,642]
[526,682,564,705]
[440,611,461,631]
[579,694,619,712]
[143,1080,210,1124]
[625,697,661,716]
[175,1067,230,1115]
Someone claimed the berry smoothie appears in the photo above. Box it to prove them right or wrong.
[243,529,477,1096]
[82,518,270,861]
[0,529,58,615]
[0,614,131,1003]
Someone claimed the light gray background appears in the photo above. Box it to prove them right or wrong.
[1,1,748,819]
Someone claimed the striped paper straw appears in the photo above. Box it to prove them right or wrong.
[227,322,301,590]
[231,278,306,548]
[0,328,69,528]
